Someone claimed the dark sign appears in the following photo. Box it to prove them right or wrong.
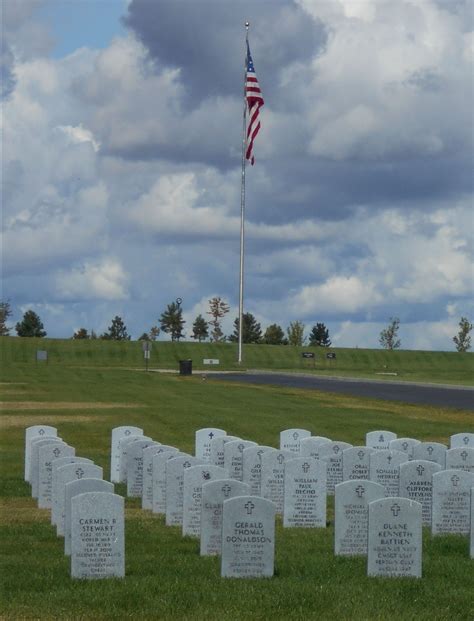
[302,352,315,359]
[326,352,336,360]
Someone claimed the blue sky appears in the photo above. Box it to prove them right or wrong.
[2,0,473,350]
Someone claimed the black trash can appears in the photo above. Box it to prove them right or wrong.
[179,359,192,375]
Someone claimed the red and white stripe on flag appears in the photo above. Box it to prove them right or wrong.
[245,43,264,165]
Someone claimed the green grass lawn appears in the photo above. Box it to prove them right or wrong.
[0,360,473,620]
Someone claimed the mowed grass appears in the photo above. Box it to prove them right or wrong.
[1,336,473,385]
[0,361,473,620]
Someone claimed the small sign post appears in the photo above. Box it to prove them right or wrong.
[142,341,152,372]
[301,351,315,368]
[36,350,48,364]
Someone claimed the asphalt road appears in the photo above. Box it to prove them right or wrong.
[211,372,474,410]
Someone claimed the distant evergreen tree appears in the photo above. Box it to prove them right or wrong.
[229,313,262,344]
[207,297,229,343]
[16,310,47,337]
[101,316,131,341]
[192,315,209,342]
[72,328,90,339]
[309,323,331,347]
[453,317,472,352]
[138,332,150,341]
[379,317,401,350]
[0,301,12,336]
[263,323,287,345]
[160,302,185,341]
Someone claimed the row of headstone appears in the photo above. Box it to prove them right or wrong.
[25,425,124,580]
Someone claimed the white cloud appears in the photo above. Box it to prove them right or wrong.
[55,257,129,301]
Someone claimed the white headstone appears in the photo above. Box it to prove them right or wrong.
[118,435,151,482]
[319,441,353,494]
[299,436,331,460]
[64,478,114,555]
[432,469,474,535]
[126,439,159,497]
[30,437,64,498]
[471,488,474,558]
[38,443,75,509]
[367,497,422,578]
[450,433,474,449]
[182,465,228,537]
[110,426,143,483]
[399,460,442,526]
[283,457,327,528]
[279,428,311,453]
[242,446,274,495]
[260,449,294,513]
[200,479,250,556]
[50,457,94,524]
[389,438,421,459]
[445,447,474,472]
[221,496,276,578]
[210,435,240,467]
[25,425,57,482]
[334,480,384,556]
[412,442,447,468]
[142,445,177,510]
[71,492,124,579]
[224,440,257,481]
[195,428,226,462]
[342,446,376,481]
[366,430,397,451]
[369,449,409,496]
[165,455,206,526]
[151,449,181,514]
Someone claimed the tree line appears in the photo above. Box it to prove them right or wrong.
[0,300,472,352]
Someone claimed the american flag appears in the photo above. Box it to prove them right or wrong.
[245,42,264,165]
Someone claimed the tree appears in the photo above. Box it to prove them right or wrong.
[101,316,131,341]
[16,310,47,337]
[138,332,150,341]
[263,323,288,345]
[207,297,229,343]
[149,326,160,341]
[309,323,331,347]
[379,317,401,350]
[229,313,262,344]
[160,301,185,341]
[0,301,12,336]
[192,314,209,342]
[287,321,305,346]
[72,328,90,339]
[453,317,473,352]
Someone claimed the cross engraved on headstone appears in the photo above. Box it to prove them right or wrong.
[355,485,365,498]
[390,503,401,517]
[292,432,299,441]
[357,450,365,460]
[202,471,211,480]
[378,434,384,443]
[183,461,191,468]
[244,501,255,515]
[39,429,45,435]
[463,436,469,445]
[333,445,340,454]
[427,446,434,455]
[277,454,285,464]
[451,474,460,487]
[208,432,214,440]
[125,430,131,436]
[402,442,408,450]
[460,451,468,461]
[257,450,264,457]
[238,444,245,452]
[53,447,61,457]
[387,454,393,464]
[75,467,85,479]
[302,463,310,473]
[221,484,231,497]
[416,464,425,476]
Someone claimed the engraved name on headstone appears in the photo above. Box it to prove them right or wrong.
[366,430,397,451]
[71,492,124,579]
[210,436,240,467]
[389,438,421,460]
[412,442,447,468]
[118,435,151,483]
[319,441,353,494]
[367,497,422,578]
[342,446,376,481]
[242,446,274,496]
[55,462,103,536]
[221,496,276,578]
[224,440,257,481]
[38,443,75,509]
[182,465,228,537]
[165,456,206,526]
[260,449,294,513]
[151,449,181,514]
[142,445,177,510]
[335,480,384,556]
[200,479,250,556]
[110,426,143,483]
[445,447,474,472]
[279,429,311,453]
[369,449,408,497]
[30,437,64,498]
[64,478,114,555]
[25,425,57,482]
[399,459,442,526]
[299,436,332,461]
[195,428,226,462]
[432,469,474,535]
[450,433,474,449]
[126,439,159,498]
[283,457,327,528]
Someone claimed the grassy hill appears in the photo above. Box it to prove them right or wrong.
[1,336,472,385]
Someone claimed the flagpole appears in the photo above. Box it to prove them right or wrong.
[238,22,249,365]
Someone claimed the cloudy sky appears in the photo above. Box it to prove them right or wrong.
[2,0,473,349]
